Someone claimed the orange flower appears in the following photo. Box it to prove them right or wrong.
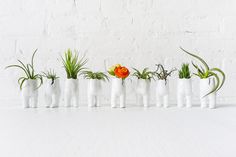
[114,66,130,79]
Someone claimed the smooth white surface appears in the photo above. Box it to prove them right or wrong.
[0,105,235,157]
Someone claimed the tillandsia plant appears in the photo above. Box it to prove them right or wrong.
[83,70,109,81]
[108,64,130,79]
[5,49,43,90]
[154,64,176,84]
[42,69,59,85]
[178,63,191,79]
[180,47,225,96]
[132,68,155,80]
[62,49,88,79]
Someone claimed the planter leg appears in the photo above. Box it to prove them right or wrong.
[177,94,184,108]
[156,95,162,107]
[136,94,142,106]
[51,94,59,108]
[32,95,38,108]
[200,96,207,108]
[23,96,30,108]
[88,94,94,107]
[209,93,216,109]
[186,95,192,108]
[143,95,149,107]
[96,96,101,107]
[45,94,52,108]
[111,94,116,108]
[163,95,169,108]
[120,94,125,108]
[74,96,79,107]
[65,94,71,107]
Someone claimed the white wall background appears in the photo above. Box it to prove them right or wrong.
[0,0,236,107]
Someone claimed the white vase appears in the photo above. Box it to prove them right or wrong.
[45,79,61,108]
[200,78,216,109]
[156,80,169,108]
[111,78,126,108]
[177,79,192,108]
[136,79,150,107]
[64,79,79,107]
[87,79,102,107]
[22,79,39,108]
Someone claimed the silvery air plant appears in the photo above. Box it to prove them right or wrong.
[5,49,43,108]
[83,70,109,107]
[177,63,192,108]
[132,68,155,107]
[62,49,88,107]
[42,70,61,108]
[154,64,176,108]
[180,47,225,109]
[108,64,130,108]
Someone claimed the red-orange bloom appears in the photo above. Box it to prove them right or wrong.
[114,66,130,79]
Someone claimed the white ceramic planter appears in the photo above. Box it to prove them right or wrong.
[64,79,79,107]
[200,78,216,109]
[111,78,126,108]
[156,80,169,108]
[136,79,150,107]
[45,79,61,108]
[22,79,39,108]
[177,79,192,108]
[87,79,102,107]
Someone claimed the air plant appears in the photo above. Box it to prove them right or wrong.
[62,49,88,79]
[180,47,225,96]
[132,68,155,80]
[83,71,109,81]
[5,49,43,90]
[154,64,176,84]
[42,69,59,85]
[179,63,191,79]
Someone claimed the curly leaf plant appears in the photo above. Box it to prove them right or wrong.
[180,47,225,96]
[5,49,43,90]
[42,69,59,85]
[179,63,191,79]
[62,49,88,79]
[132,68,155,81]
[154,64,176,84]
[83,71,109,81]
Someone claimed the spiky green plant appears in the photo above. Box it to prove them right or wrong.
[180,47,225,96]
[132,68,155,80]
[179,63,191,79]
[62,49,88,79]
[42,69,59,85]
[83,71,109,81]
[5,49,43,90]
[154,64,176,83]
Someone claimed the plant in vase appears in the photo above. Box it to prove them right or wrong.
[83,70,109,107]
[62,49,88,107]
[5,49,43,108]
[108,64,130,108]
[154,64,176,108]
[42,70,61,108]
[180,47,225,109]
[177,63,192,108]
[132,68,155,107]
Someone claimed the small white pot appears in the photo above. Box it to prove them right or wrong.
[111,78,126,108]
[87,79,102,107]
[136,79,151,107]
[45,79,61,108]
[200,78,216,109]
[156,80,169,108]
[64,79,79,107]
[22,79,39,108]
[177,78,192,108]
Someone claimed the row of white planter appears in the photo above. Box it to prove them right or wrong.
[21,77,217,109]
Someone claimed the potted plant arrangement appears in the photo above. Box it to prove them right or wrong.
[154,64,176,108]
[108,64,130,108]
[83,70,109,107]
[177,63,192,108]
[180,47,225,109]
[42,69,61,108]
[132,68,154,107]
[6,49,43,108]
[62,49,88,107]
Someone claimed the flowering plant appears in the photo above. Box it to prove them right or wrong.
[108,64,130,79]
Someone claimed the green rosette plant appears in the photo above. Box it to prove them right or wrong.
[83,70,109,81]
[132,68,155,81]
[178,63,191,79]
[42,69,59,85]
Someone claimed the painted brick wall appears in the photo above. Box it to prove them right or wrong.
[1,0,236,107]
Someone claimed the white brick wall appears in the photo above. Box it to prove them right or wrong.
[1,0,235,107]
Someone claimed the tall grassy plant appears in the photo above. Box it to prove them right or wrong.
[132,68,154,80]
[5,49,43,90]
[42,69,59,85]
[179,63,191,79]
[154,64,176,84]
[180,47,225,96]
[62,49,88,79]
[83,71,109,81]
